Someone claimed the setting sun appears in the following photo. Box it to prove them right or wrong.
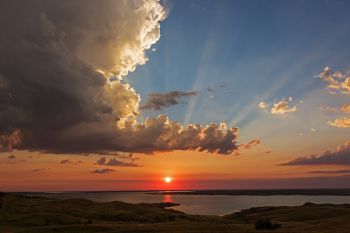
[164,176,172,183]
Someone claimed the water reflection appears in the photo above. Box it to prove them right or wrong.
[162,194,174,203]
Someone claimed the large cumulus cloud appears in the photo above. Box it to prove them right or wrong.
[0,0,240,155]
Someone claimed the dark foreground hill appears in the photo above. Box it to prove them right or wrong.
[1,193,350,233]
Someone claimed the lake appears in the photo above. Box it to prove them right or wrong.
[32,191,350,215]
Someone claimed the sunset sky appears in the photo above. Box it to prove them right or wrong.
[1,0,350,191]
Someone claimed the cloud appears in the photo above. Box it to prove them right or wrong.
[60,159,82,165]
[140,91,197,110]
[0,0,164,153]
[258,98,297,114]
[319,104,350,114]
[271,100,297,114]
[328,117,350,128]
[257,101,269,109]
[96,156,140,167]
[319,105,338,112]
[0,1,243,156]
[207,87,214,92]
[31,168,50,172]
[241,139,260,149]
[307,170,350,174]
[0,130,22,152]
[319,66,350,95]
[281,141,350,165]
[92,169,115,174]
[318,67,350,127]
[341,104,350,113]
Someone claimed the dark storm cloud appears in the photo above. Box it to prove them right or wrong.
[0,0,240,155]
[92,169,115,174]
[140,91,197,110]
[281,141,350,166]
[0,0,114,153]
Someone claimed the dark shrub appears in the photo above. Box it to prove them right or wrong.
[45,219,50,226]
[254,219,281,230]
[85,219,93,224]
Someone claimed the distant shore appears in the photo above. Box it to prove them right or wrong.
[11,188,350,196]
[149,189,350,196]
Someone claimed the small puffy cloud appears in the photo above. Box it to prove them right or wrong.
[271,100,297,114]
[258,98,297,114]
[341,104,350,113]
[31,168,50,172]
[319,66,350,95]
[319,105,338,112]
[106,158,140,167]
[320,104,350,114]
[257,101,269,109]
[242,139,260,149]
[281,141,350,165]
[60,159,83,165]
[92,169,115,174]
[328,117,350,128]
[318,67,350,127]
[140,91,197,110]
[96,156,140,167]
[96,157,107,166]
[207,87,214,92]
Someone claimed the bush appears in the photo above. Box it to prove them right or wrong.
[254,219,281,230]
[85,219,93,225]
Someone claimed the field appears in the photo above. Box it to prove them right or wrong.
[1,193,350,233]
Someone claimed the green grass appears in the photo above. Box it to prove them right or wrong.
[1,193,350,233]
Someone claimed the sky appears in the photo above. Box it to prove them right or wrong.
[1,0,350,191]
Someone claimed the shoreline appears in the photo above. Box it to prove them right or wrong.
[10,188,350,196]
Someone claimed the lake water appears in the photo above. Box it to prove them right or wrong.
[35,192,350,215]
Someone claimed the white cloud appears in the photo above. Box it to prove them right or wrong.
[328,117,350,128]
[258,101,269,109]
[271,100,297,114]
[319,66,350,95]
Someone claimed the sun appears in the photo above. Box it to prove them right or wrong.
[164,176,172,183]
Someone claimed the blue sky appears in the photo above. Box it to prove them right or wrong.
[126,0,350,148]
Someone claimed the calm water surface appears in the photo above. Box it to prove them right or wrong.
[36,192,350,215]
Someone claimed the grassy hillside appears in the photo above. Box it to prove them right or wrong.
[1,193,350,233]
